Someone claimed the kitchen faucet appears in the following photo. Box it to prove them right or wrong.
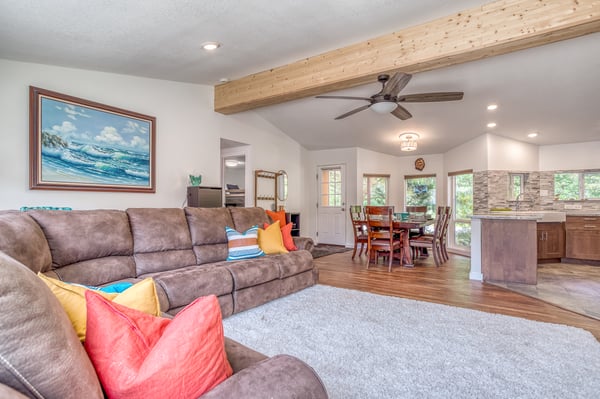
[515,192,526,212]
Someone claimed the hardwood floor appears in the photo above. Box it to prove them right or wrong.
[314,251,600,340]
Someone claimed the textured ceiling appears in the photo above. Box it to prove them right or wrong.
[1,0,598,155]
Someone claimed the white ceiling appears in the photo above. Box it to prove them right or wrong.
[1,0,599,156]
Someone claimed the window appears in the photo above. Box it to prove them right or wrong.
[554,170,600,200]
[320,168,342,207]
[405,174,436,217]
[448,170,473,249]
[508,173,525,200]
[362,174,389,205]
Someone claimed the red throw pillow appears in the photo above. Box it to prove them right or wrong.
[264,222,298,251]
[266,209,287,227]
[84,291,232,399]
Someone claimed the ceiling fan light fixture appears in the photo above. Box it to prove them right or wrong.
[370,101,398,114]
[399,132,419,152]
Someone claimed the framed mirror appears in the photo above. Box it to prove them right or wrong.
[277,170,288,201]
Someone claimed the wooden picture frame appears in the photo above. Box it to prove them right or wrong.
[29,86,156,192]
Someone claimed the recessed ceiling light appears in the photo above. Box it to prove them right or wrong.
[487,104,498,111]
[528,132,538,138]
[201,41,221,51]
[487,122,497,128]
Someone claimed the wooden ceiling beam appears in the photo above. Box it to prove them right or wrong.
[214,0,600,114]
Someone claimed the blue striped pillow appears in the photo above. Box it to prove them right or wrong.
[225,225,265,261]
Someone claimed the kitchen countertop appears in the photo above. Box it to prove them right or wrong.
[565,211,600,217]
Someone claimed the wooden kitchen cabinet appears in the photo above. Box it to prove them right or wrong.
[537,222,565,261]
[565,216,600,261]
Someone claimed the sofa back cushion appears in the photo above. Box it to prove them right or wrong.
[185,207,233,264]
[127,208,196,275]
[27,210,136,285]
[229,207,270,233]
[0,251,103,399]
[0,213,52,273]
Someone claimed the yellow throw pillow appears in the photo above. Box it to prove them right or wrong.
[257,220,289,255]
[38,274,161,342]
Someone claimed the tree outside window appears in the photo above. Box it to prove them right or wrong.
[363,175,389,205]
[554,171,600,201]
[405,175,436,217]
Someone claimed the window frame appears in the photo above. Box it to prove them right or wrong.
[448,170,473,252]
[362,174,390,206]
[554,170,600,201]
[404,173,436,217]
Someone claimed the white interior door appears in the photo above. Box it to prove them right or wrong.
[316,165,346,245]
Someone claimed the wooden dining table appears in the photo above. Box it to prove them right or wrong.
[357,217,434,267]
[393,218,434,267]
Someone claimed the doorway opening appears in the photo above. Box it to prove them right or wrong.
[220,138,251,207]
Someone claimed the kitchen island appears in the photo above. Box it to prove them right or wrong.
[470,211,566,284]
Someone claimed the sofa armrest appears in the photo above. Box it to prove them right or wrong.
[199,354,328,399]
[224,337,268,373]
[293,236,314,252]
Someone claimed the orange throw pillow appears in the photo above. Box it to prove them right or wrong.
[266,209,287,227]
[84,291,232,399]
[264,222,298,251]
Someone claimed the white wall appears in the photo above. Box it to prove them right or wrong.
[539,141,600,171]
[486,134,539,171]
[445,134,488,172]
[0,59,304,211]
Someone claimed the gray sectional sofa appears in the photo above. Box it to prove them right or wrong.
[0,207,327,399]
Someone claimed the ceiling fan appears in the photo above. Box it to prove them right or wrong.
[315,72,463,120]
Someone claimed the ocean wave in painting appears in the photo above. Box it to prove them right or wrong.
[41,140,150,186]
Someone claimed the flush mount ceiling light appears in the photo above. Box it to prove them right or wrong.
[399,132,420,152]
[487,122,497,128]
[528,132,539,138]
[487,104,498,111]
[370,101,398,114]
[225,159,238,168]
[201,41,221,51]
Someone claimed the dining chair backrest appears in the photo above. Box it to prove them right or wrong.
[349,205,363,222]
[440,206,452,239]
[406,206,427,213]
[432,206,445,241]
[365,206,394,233]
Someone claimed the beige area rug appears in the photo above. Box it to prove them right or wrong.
[489,262,600,320]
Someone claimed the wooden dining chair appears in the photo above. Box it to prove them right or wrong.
[349,205,368,259]
[365,206,403,272]
[409,206,445,267]
[439,206,452,262]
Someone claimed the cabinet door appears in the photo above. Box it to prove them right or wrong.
[537,223,565,260]
[566,230,600,260]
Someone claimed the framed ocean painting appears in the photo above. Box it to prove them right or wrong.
[29,87,156,192]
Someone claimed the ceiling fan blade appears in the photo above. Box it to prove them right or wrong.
[334,104,372,120]
[391,105,412,120]
[316,95,372,101]
[398,92,464,102]
[381,72,412,97]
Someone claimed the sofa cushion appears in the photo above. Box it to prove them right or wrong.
[0,251,103,399]
[28,210,136,285]
[226,225,264,261]
[274,250,315,279]
[229,207,270,233]
[264,222,297,251]
[38,274,161,341]
[127,208,197,274]
[28,209,133,266]
[221,256,281,291]
[148,264,234,310]
[85,292,232,399]
[185,207,233,264]
[0,213,51,273]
